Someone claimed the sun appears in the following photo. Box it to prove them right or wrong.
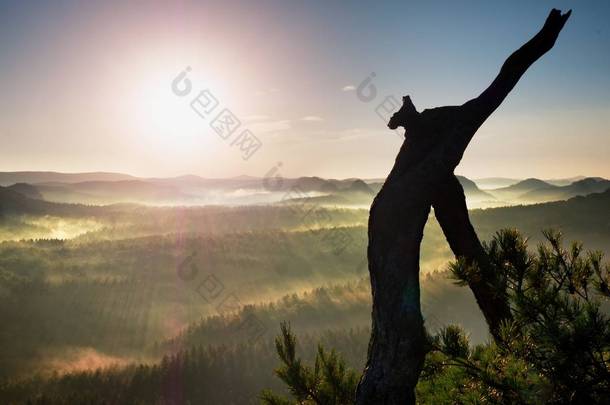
[117,45,245,158]
[125,61,231,155]
[133,68,203,138]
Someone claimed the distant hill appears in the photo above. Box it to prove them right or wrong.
[347,179,374,194]
[519,177,610,203]
[35,180,195,205]
[473,177,521,189]
[0,171,136,186]
[487,178,555,201]
[5,183,44,200]
[292,177,339,193]
[0,186,64,217]
[1,171,605,208]
[280,179,375,207]
[0,186,111,219]
[471,188,610,252]
[474,176,589,190]
[501,178,553,192]
[0,173,366,206]
[485,177,610,205]
[456,176,496,203]
[544,176,587,187]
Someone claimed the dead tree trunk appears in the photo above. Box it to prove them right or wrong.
[432,175,512,341]
[356,9,571,404]
[355,168,443,405]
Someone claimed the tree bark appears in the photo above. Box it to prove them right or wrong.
[432,175,512,341]
[356,9,570,404]
[355,166,446,405]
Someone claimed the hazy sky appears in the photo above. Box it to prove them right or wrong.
[1,0,609,179]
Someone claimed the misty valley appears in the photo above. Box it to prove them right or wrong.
[0,172,608,403]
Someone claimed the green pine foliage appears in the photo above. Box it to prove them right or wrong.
[423,229,610,404]
[264,229,610,404]
[260,322,358,405]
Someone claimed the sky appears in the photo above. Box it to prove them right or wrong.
[0,0,609,180]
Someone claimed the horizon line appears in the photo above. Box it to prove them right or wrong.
[0,169,601,182]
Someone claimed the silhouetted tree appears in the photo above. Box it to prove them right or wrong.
[357,9,571,404]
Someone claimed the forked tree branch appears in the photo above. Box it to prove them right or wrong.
[356,8,571,405]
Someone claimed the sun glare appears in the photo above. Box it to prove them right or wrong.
[135,70,201,136]
[127,62,228,153]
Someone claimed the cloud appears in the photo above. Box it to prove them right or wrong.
[249,120,291,133]
[300,116,324,122]
[342,85,356,91]
[243,114,271,123]
[319,128,373,141]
